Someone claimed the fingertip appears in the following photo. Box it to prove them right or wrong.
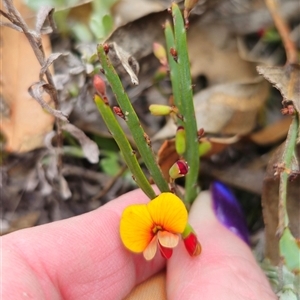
[189,191,217,226]
[166,191,275,300]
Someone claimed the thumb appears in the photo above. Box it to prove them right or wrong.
[166,191,276,300]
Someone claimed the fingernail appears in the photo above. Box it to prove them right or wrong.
[211,181,250,245]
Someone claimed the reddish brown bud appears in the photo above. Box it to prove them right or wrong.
[273,162,286,177]
[143,132,152,147]
[103,43,110,54]
[281,104,295,115]
[93,75,106,96]
[170,47,178,62]
[197,128,205,140]
[113,106,125,120]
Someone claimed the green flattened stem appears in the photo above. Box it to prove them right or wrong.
[278,114,300,273]
[97,45,170,194]
[170,3,200,203]
[94,94,156,199]
[164,20,183,116]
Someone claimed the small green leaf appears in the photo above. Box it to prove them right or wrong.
[100,151,120,176]
[280,227,300,273]
[102,15,113,35]
[71,22,93,42]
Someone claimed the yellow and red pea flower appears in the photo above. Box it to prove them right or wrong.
[120,192,201,260]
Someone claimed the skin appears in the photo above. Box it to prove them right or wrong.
[2,189,277,300]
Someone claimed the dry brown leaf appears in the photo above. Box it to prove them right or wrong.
[112,0,168,27]
[155,77,269,140]
[188,23,258,84]
[250,116,292,145]
[202,160,265,195]
[194,78,269,135]
[106,10,170,69]
[200,0,300,35]
[108,42,140,85]
[257,64,300,112]
[0,0,54,152]
[157,140,179,180]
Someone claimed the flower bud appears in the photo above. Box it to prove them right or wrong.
[149,104,173,116]
[184,0,199,11]
[198,140,212,157]
[183,232,202,256]
[153,42,167,66]
[184,0,199,27]
[93,74,106,96]
[175,126,186,155]
[169,160,189,179]
[154,66,168,82]
[182,223,201,256]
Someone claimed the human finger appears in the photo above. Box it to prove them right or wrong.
[3,188,165,300]
[166,191,276,300]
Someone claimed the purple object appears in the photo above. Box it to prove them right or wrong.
[211,181,250,245]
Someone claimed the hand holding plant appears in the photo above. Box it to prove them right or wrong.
[93,3,207,262]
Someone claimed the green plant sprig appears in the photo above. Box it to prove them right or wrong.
[170,3,200,203]
[97,45,170,194]
[94,94,156,199]
[278,114,300,274]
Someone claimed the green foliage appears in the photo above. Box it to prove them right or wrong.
[280,227,300,274]
[24,0,117,42]
[25,0,78,11]
[165,3,200,203]
[262,260,300,299]
[263,28,281,43]
[97,45,170,195]
[94,94,157,199]
[100,150,121,176]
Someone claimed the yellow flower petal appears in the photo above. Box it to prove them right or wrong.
[157,231,179,248]
[147,193,188,234]
[143,235,158,261]
[120,204,154,253]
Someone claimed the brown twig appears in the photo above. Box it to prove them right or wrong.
[265,0,298,64]
[1,0,64,172]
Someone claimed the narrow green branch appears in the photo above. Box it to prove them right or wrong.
[97,45,170,194]
[94,94,156,199]
[164,20,183,124]
[171,3,200,203]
